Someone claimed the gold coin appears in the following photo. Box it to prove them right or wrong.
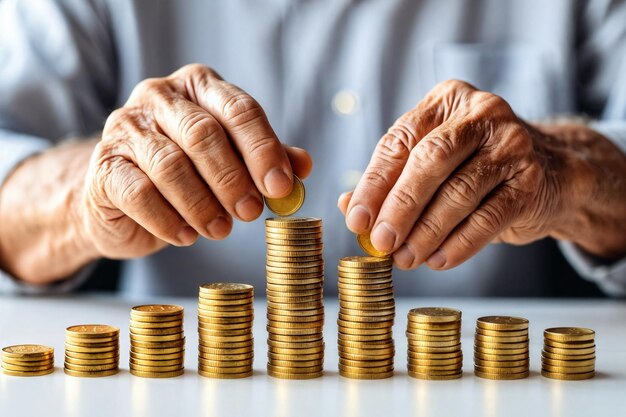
[269,358,323,368]
[130,358,184,367]
[199,346,254,356]
[474,352,529,362]
[65,351,118,360]
[64,344,118,354]
[408,344,462,354]
[130,363,184,373]
[198,314,254,323]
[1,357,54,366]
[199,369,254,379]
[408,350,461,360]
[130,313,183,323]
[64,356,119,366]
[64,363,119,372]
[476,316,528,331]
[64,368,119,378]
[2,368,54,377]
[2,363,54,372]
[267,307,324,317]
[541,364,595,374]
[356,232,391,258]
[265,216,321,228]
[406,327,460,337]
[265,225,321,234]
[267,363,323,374]
[339,346,394,357]
[544,327,595,343]
[266,277,323,286]
[407,321,461,330]
[198,297,253,307]
[129,319,183,329]
[474,365,529,374]
[339,358,394,368]
[131,305,184,317]
[2,345,54,359]
[267,338,323,348]
[338,281,393,291]
[340,369,394,380]
[339,294,395,304]
[197,365,252,374]
[474,340,529,350]
[540,350,596,361]
[408,307,461,323]
[475,370,529,380]
[338,313,395,323]
[409,339,460,348]
[474,358,529,368]
[541,369,595,380]
[269,346,325,356]
[339,256,393,267]
[263,176,305,216]
[338,363,394,374]
[474,346,529,356]
[130,369,185,378]
[130,332,184,342]
[541,357,596,367]
[543,345,595,356]
[199,352,254,361]
[198,321,253,331]
[475,333,528,343]
[338,326,392,336]
[408,364,462,373]
[406,332,460,342]
[544,339,595,349]
[268,369,323,379]
[64,337,119,347]
[199,340,254,349]
[408,371,462,380]
[268,351,324,362]
[199,282,254,295]
[267,314,322,324]
[476,328,528,338]
[337,319,393,329]
[198,309,255,318]
[339,301,395,311]
[268,333,322,343]
[130,338,186,349]
[65,325,120,339]
[338,272,393,280]
[130,346,185,355]
[409,356,463,366]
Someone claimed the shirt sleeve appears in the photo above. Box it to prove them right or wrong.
[0,0,116,292]
[559,0,626,296]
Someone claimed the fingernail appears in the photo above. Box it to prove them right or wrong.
[263,168,292,197]
[235,194,263,221]
[393,244,415,269]
[176,226,198,245]
[346,205,371,232]
[206,216,232,239]
[426,249,447,269]
[371,222,396,252]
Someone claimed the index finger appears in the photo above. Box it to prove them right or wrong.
[172,65,295,199]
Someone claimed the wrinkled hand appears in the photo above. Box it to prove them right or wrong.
[82,64,312,259]
[339,80,566,270]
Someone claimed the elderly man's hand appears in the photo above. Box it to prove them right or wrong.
[339,80,587,270]
[82,64,312,259]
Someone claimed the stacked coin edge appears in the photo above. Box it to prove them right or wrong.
[64,325,120,377]
[474,316,530,380]
[541,327,596,380]
[1,345,55,377]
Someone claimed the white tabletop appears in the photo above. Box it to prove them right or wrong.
[0,295,624,417]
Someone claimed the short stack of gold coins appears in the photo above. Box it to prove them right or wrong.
[337,256,395,379]
[265,217,325,379]
[541,327,596,380]
[406,307,463,380]
[1,345,54,377]
[129,305,185,378]
[64,325,120,377]
[474,316,530,380]
[197,283,255,378]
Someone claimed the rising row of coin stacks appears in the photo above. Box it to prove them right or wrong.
[197,283,254,378]
[337,256,395,379]
[64,325,120,377]
[265,217,325,379]
[129,305,185,378]
[406,308,463,379]
[541,327,596,380]
[1,345,54,377]
[474,316,530,380]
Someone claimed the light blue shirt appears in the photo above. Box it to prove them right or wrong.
[1,0,625,297]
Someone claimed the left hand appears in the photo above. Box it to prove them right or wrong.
[339,80,571,270]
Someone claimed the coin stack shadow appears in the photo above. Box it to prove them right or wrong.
[337,256,395,379]
[197,283,254,378]
[406,307,463,380]
[474,316,530,380]
[265,217,325,379]
[541,327,596,380]
[64,325,120,377]
[1,345,54,377]
[129,305,185,378]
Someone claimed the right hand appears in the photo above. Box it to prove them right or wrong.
[81,64,312,259]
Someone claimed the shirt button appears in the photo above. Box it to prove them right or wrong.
[332,90,360,116]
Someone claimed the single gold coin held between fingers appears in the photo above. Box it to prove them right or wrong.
[264,175,305,216]
[356,233,390,258]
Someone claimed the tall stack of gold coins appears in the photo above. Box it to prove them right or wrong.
[406,307,463,380]
[265,217,325,379]
[474,316,530,380]
[129,305,185,378]
[337,256,395,379]
[64,325,120,377]
[1,345,54,377]
[541,327,596,380]
[197,283,254,378]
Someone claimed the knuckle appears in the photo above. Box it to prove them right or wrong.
[472,204,505,236]
[455,229,476,251]
[389,187,419,211]
[119,174,152,206]
[147,143,188,182]
[440,173,479,209]
[213,165,245,190]
[412,135,453,166]
[382,123,418,158]
[179,112,223,152]
[362,169,394,192]
[416,215,443,240]
[220,94,264,125]
[245,135,279,159]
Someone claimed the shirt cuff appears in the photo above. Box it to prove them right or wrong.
[0,261,97,295]
[558,241,626,296]
[0,130,51,186]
